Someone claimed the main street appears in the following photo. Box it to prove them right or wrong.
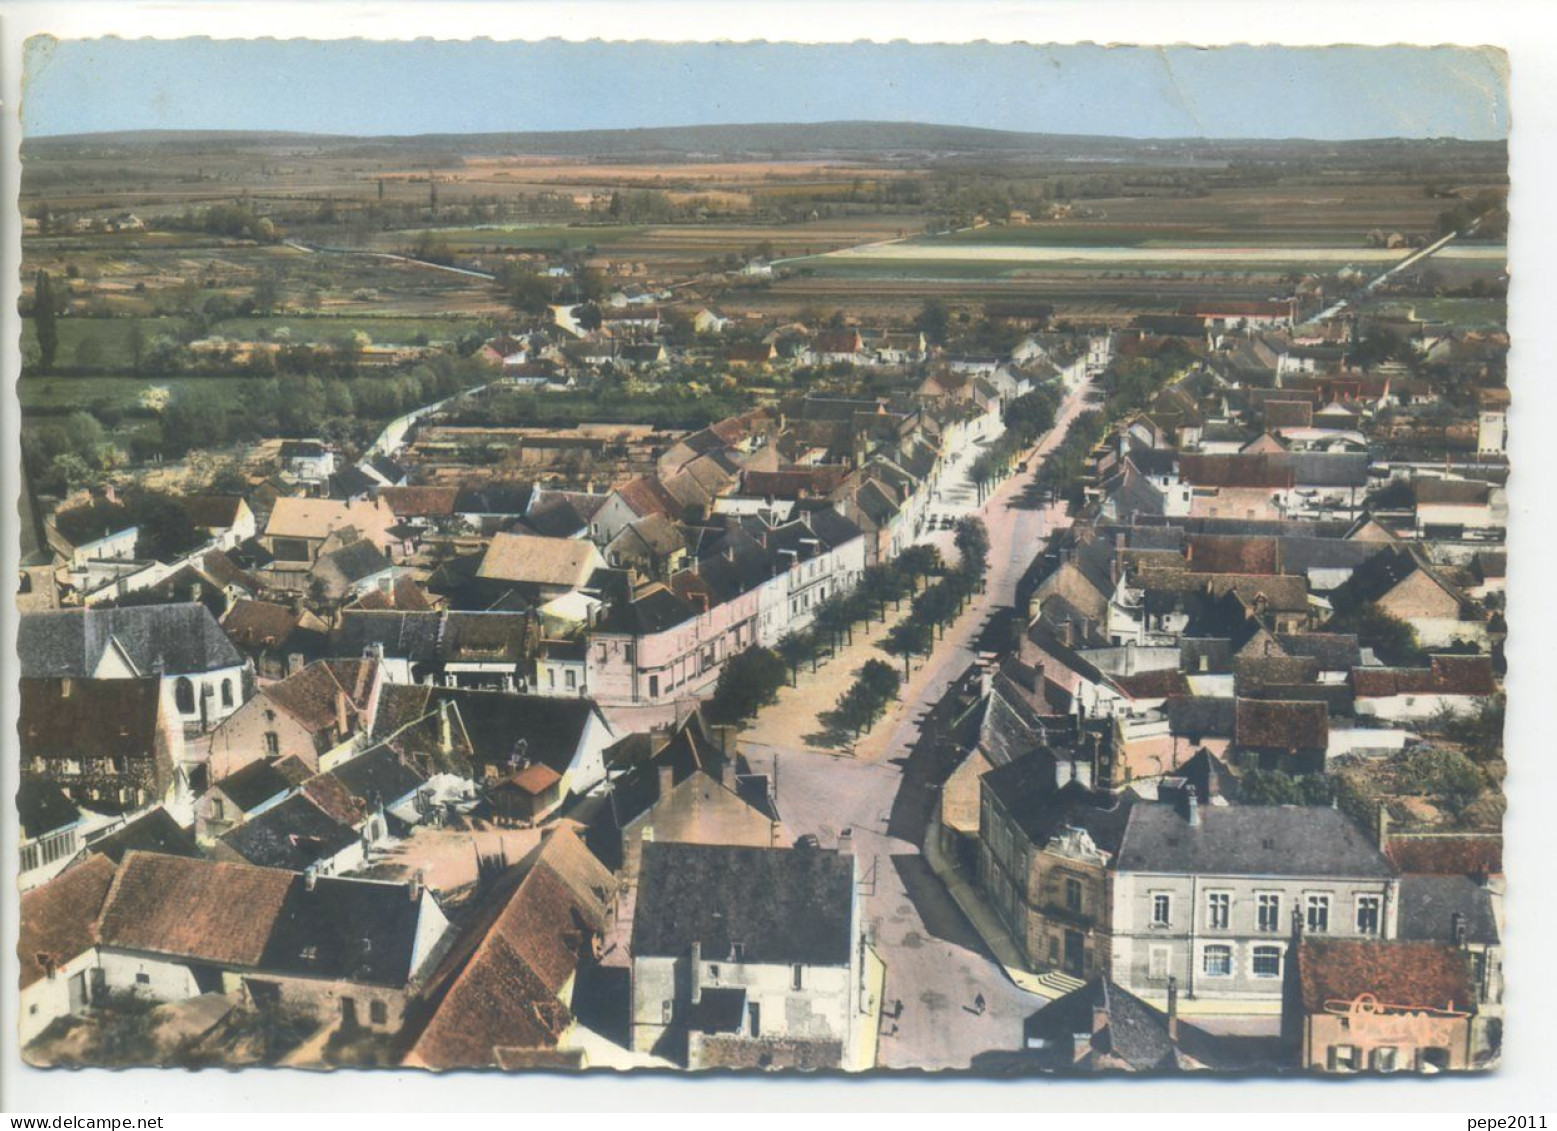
[738,377,1095,1068]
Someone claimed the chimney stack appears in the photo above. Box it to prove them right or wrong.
[689,941,703,1005]
[410,869,425,903]
[305,866,317,892]
[1186,784,1201,828]
[335,688,350,738]
[1166,977,1180,1045]
[1452,912,1467,947]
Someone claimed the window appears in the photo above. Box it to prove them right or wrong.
[369,1000,388,1025]
[648,675,660,699]
[708,964,720,982]
[1327,1044,1360,1072]
[1064,877,1083,913]
[1252,945,1282,979]
[135,972,151,985]
[661,1000,673,1023]
[1202,945,1233,978]
[792,964,804,991]
[548,670,556,690]
[732,943,746,962]
[1151,892,1171,927]
[565,670,577,691]
[1306,894,1331,934]
[1257,893,1282,933]
[174,677,196,715]
[1149,946,1171,980]
[1207,892,1231,930]
[1356,895,1381,935]
[747,1002,762,1037]
[1370,1046,1400,1072]
[221,679,233,708]
[211,798,225,821]
[264,731,280,757]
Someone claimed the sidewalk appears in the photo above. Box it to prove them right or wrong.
[921,815,1056,999]
[740,599,922,756]
[922,816,1282,1017]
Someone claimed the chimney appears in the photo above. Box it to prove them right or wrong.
[1375,803,1391,850]
[1124,639,1136,676]
[410,869,425,903]
[1452,912,1467,947]
[658,762,675,799]
[304,866,317,892]
[689,941,703,1005]
[1166,977,1180,1045]
[1198,652,1209,673]
[287,652,305,677]
[1185,784,1201,828]
[438,701,454,755]
[335,689,350,737]
[1062,619,1075,649]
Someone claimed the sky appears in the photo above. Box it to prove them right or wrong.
[21,39,1509,141]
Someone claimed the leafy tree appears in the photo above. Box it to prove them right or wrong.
[776,630,816,683]
[954,515,991,580]
[1239,769,1333,807]
[33,270,59,372]
[576,302,603,332]
[1437,696,1505,763]
[1407,747,1485,817]
[130,493,202,563]
[1328,602,1424,667]
[707,647,788,724]
[895,544,942,590]
[857,658,902,704]
[879,619,934,681]
[497,263,556,318]
[915,298,951,345]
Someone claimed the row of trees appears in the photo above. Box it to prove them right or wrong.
[876,518,990,681]
[968,385,1065,501]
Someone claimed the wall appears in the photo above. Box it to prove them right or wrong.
[19,950,99,1048]
[630,952,853,1059]
[1109,872,1400,1004]
[1305,1007,1473,1072]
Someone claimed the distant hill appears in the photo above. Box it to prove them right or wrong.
[23,121,1508,163]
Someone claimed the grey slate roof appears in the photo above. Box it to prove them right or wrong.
[218,793,357,871]
[258,874,428,987]
[328,745,427,808]
[1115,803,1394,878]
[982,756,1132,853]
[632,843,855,967]
[18,604,244,678]
[1398,874,1500,946]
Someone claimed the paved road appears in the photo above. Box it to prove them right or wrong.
[740,378,1095,1068]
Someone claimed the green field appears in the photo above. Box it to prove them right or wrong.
[19,373,263,416]
[22,312,497,371]
[386,224,645,251]
[1371,297,1507,328]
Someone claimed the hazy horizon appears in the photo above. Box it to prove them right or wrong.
[22,40,1509,142]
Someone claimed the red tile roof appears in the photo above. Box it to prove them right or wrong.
[19,855,117,989]
[1385,835,1503,877]
[96,851,294,967]
[1234,697,1329,751]
[402,827,614,1070]
[1351,655,1497,699]
[1297,939,1474,1015]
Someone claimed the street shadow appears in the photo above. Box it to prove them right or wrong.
[972,605,1020,655]
[570,962,630,1048]
[885,662,982,845]
[890,853,989,954]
